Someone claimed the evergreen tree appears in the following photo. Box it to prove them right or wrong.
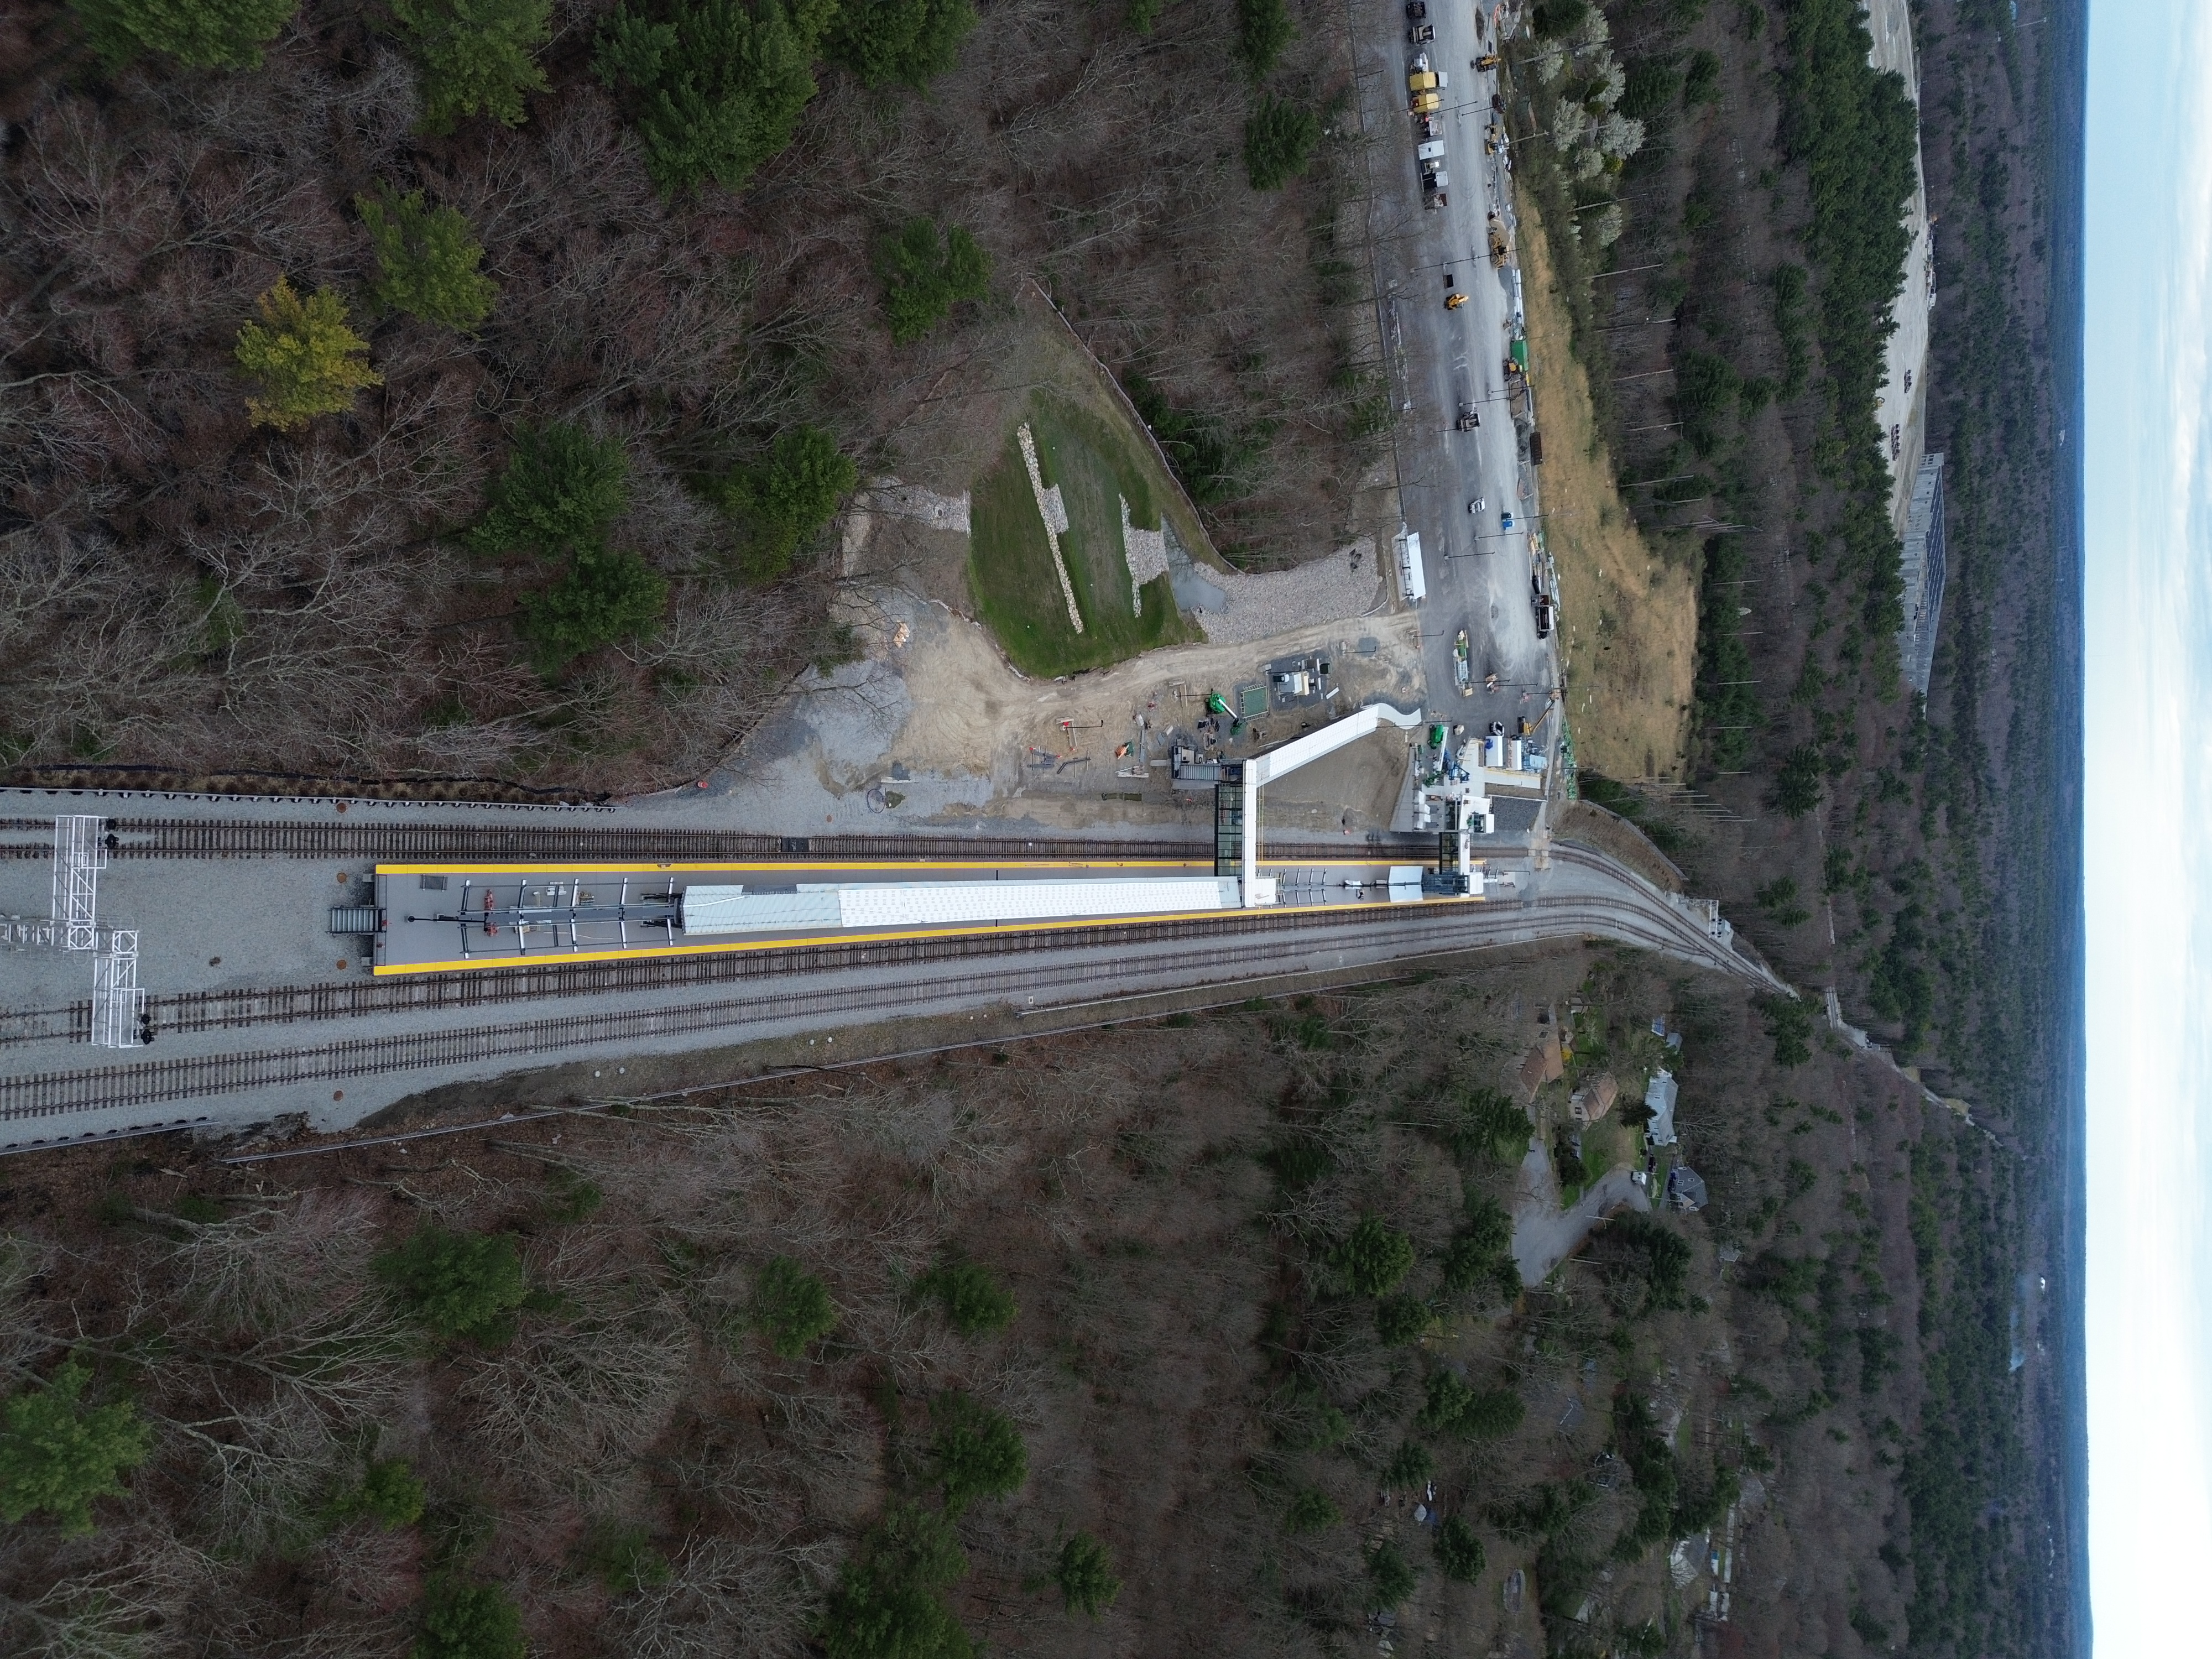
[413,1577,525,1659]
[358,188,500,331]
[389,0,552,131]
[373,1225,528,1344]
[234,277,383,432]
[468,423,630,557]
[343,1457,427,1528]
[1435,1514,1485,1581]
[594,0,828,194]
[1332,1214,1414,1297]
[1375,1292,1431,1345]
[929,1392,1027,1515]
[751,1256,839,1358]
[1234,0,1291,79]
[74,0,297,70]
[1364,1538,1417,1609]
[1053,1531,1121,1616]
[1243,93,1319,190]
[518,544,669,669]
[874,217,991,345]
[828,0,977,90]
[912,1260,1017,1335]
[718,424,858,579]
[0,1364,150,1535]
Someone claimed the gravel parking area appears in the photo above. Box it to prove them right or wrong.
[1172,531,1387,647]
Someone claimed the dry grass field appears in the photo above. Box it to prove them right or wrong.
[1517,202,1698,783]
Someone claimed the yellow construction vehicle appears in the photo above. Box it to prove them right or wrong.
[1407,70,1438,92]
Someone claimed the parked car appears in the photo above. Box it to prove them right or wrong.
[1500,509,1515,530]
[1533,594,1556,637]
[1405,1,1427,17]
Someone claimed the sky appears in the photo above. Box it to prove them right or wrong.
[2083,2,2212,1652]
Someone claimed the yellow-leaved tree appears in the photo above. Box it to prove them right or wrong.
[233,276,382,431]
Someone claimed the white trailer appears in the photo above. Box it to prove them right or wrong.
[1397,529,1427,604]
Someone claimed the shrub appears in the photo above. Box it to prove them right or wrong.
[1126,0,1163,30]
[930,1392,1027,1515]
[874,218,991,345]
[373,1225,528,1345]
[469,422,630,557]
[1375,1293,1431,1345]
[413,1578,524,1659]
[719,424,859,579]
[74,0,296,69]
[1436,1513,1484,1580]
[751,1255,838,1358]
[518,544,669,669]
[1243,93,1319,191]
[1234,0,1292,78]
[1364,1538,1417,1609]
[1284,1485,1340,1533]
[358,188,499,331]
[390,0,551,130]
[829,0,977,88]
[1332,1215,1415,1297]
[1053,1530,1121,1616]
[915,1261,1017,1335]
[0,1364,150,1533]
[594,0,826,194]
[234,278,383,432]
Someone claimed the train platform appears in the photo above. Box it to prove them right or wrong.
[367,857,1488,975]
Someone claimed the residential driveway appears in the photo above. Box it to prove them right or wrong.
[1511,1148,1651,1286]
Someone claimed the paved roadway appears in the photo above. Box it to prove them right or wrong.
[1359,6,1560,740]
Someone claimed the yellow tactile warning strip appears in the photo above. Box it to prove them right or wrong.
[370,894,1484,977]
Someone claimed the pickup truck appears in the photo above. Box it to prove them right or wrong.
[1408,23,1434,43]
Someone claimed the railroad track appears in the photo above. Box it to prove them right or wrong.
[0,896,1759,1121]
[6,882,1751,1047]
[12,900,1449,1043]
[0,816,1439,864]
